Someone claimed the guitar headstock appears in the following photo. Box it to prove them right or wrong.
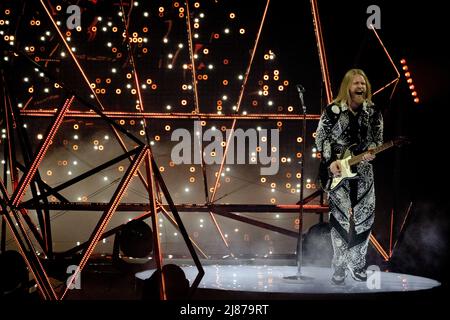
[393,136,411,147]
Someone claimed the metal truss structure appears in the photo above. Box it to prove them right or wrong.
[0,0,402,300]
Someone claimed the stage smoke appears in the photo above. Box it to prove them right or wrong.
[391,201,450,280]
[303,222,333,267]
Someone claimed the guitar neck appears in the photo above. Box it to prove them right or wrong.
[348,141,394,166]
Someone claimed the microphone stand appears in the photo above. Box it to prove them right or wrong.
[284,85,313,281]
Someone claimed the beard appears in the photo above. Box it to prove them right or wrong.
[351,93,365,106]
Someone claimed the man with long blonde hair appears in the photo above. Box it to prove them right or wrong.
[315,69,383,285]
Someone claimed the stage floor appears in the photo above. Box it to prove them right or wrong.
[135,265,441,294]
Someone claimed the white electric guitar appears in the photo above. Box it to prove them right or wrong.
[319,137,409,192]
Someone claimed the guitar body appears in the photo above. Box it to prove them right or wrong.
[319,145,358,192]
[318,137,409,192]
[329,148,358,191]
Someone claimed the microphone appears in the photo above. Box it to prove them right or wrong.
[296,84,306,109]
[296,84,305,93]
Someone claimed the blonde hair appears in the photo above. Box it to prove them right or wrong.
[334,69,372,106]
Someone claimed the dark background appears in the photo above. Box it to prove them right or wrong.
[268,0,450,288]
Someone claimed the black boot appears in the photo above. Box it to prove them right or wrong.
[347,266,367,281]
[331,265,346,285]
